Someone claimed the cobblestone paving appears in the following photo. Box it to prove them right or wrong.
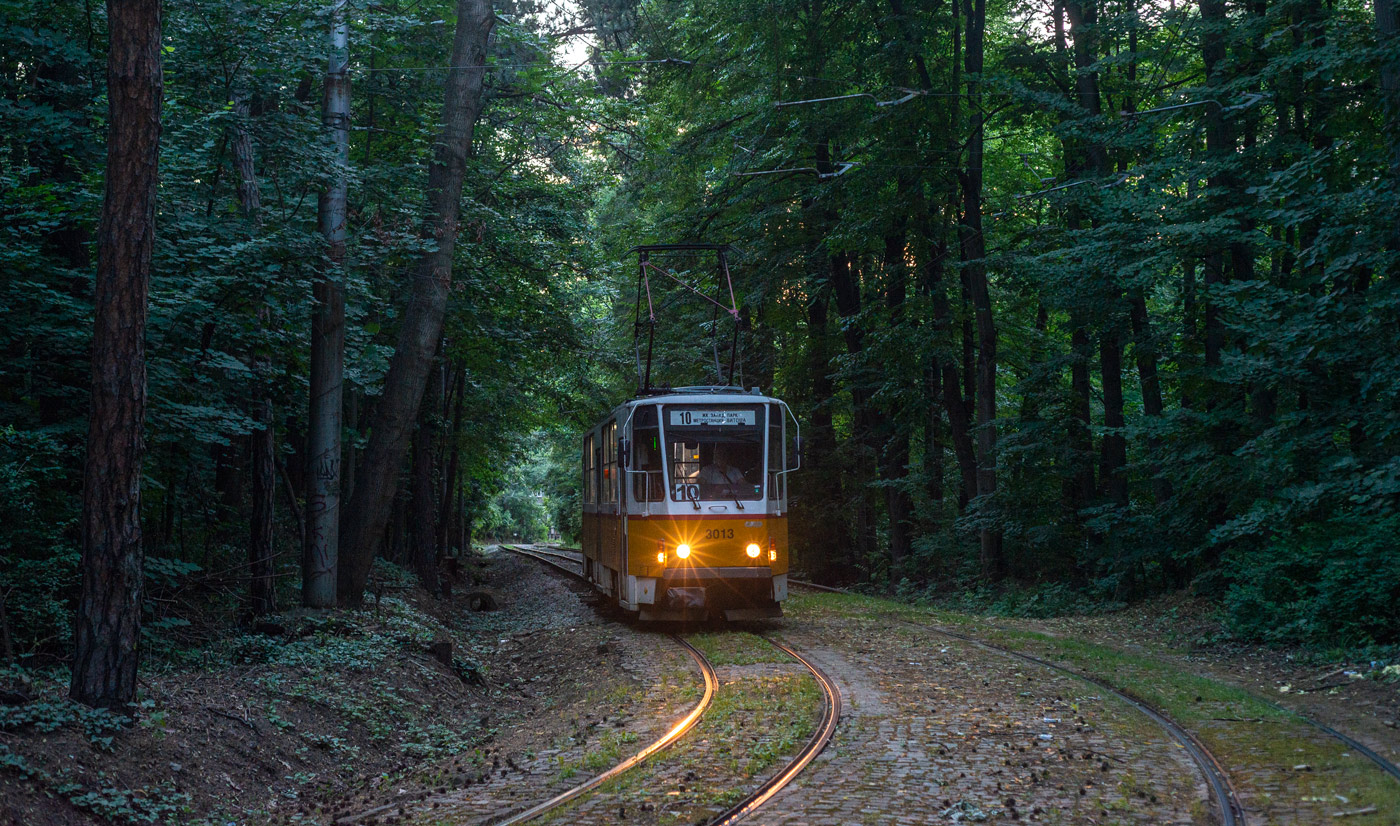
[756,609,1209,826]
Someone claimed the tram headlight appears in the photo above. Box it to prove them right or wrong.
[745,543,762,559]
[676,543,691,559]
[769,538,778,562]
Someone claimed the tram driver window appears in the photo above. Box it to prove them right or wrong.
[665,406,763,502]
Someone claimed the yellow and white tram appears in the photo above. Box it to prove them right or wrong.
[580,386,799,621]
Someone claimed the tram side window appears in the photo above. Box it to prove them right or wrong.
[582,434,596,505]
[631,407,664,503]
[768,404,783,501]
[601,421,618,505]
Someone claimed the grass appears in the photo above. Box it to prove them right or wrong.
[687,631,792,666]
[534,631,824,825]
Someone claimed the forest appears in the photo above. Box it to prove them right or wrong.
[2,0,1399,717]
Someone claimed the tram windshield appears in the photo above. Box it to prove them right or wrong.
[664,405,764,502]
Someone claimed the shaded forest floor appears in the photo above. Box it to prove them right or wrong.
[0,552,650,826]
[1,552,1395,825]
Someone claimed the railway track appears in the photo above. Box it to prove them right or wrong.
[788,578,1245,825]
[498,545,842,825]
[790,577,1400,824]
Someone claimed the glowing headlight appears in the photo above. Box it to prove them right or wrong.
[746,543,761,558]
[676,543,691,559]
[657,551,667,564]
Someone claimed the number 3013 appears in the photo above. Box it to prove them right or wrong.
[704,528,734,539]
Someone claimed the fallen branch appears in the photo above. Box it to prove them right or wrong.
[205,706,258,732]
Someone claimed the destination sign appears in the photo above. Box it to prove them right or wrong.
[668,409,756,427]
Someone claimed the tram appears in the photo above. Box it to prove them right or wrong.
[580,386,799,621]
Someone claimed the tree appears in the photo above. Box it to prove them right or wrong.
[305,0,350,608]
[71,0,162,710]
[959,0,1003,580]
[339,0,496,605]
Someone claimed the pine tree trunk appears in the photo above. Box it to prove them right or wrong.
[71,0,162,711]
[339,0,495,604]
[305,0,350,608]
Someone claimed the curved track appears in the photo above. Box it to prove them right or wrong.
[499,545,842,825]
[789,579,1247,826]
[494,546,716,825]
[796,579,1400,788]
[707,638,842,826]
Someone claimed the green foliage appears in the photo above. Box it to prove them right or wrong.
[0,428,80,654]
[1224,513,1400,646]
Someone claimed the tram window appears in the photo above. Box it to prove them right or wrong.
[665,405,763,502]
[632,407,664,503]
[601,421,617,505]
[582,434,596,505]
[768,404,783,501]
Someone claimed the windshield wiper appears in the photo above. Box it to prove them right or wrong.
[686,484,701,511]
[725,477,746,511]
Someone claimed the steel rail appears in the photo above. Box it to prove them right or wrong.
[507,545,842,824]
[706,638,843,826]
[494,545,719,826]
[788,580,1246,826]
[792,579,1400,788]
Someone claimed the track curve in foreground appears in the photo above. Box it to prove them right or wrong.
[789,580,1246,826]
[494,546,719,825]
[503,546,843,825]
[707,638,842,826]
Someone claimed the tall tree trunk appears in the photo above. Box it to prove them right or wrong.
[961,0,1002,580]
[411,355,441,594]
[929,234,977,511]
[231,88,277,616]
[71,0,161,711]
[881,231,913,581]
[1128,291,1172,504]
[1376,0,1400,244]
[305,0,350,608]
[1199,0,1230,381]
[339,0,495,604]
[1099,330,1128,507]
[437,361,466,552]
[1067,321,1096,511]
[828,251,879,572]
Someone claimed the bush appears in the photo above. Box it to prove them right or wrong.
[1224,512,1400,646]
